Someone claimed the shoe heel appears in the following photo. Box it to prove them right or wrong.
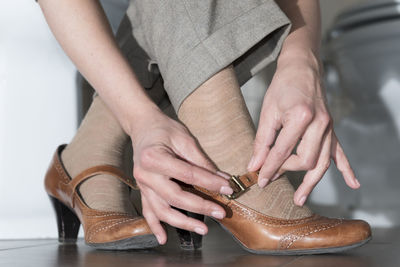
[175,209,204,250]
[48,195,81,243]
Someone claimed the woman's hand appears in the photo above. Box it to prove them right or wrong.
[247,51,360,206]
[38,0,231,244]
[129,108,232,245]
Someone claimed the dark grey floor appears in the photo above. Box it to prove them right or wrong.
[1,220,399,267]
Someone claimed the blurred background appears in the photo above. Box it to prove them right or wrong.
[1,0,399,239]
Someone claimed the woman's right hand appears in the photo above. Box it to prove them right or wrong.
[129,108,233,244]
[38,0,231,244]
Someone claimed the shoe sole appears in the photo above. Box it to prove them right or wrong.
[87,234,159,250]
[49,195,159,251]
[214,219,372,255]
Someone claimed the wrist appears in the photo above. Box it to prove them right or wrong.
[122,100,162,138]
[278,27,321,67]
[277,47,322,75]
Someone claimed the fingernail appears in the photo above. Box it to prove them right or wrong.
[298,196,306,206]
[211,210,224,219]
[220,186,234,195]
[194,227,206,235]
[155,234,163,244]
[247,156,255,170]
[355,179,361,187]
[271,173,280,181]
[216,171,231,180]
[258,178,269,188]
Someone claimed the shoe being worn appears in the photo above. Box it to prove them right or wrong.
[182,172,372,255]
[45,145,158,250]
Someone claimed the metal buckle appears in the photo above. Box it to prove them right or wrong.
[226,175,248,199]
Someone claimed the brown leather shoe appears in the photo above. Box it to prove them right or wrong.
[45,145,158,250]
[188,172,372,255]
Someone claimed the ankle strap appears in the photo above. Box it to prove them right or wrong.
[69,165,138,195]
[226,172,258,199]
[192,171,259,202]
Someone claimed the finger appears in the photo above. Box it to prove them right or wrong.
[141,193,167,244]
[174,137,233,180]
[270,168,285,182]
[173,136,217,172]
[141,149,232,195]
[161,207,208,235]
[331,132,360,189]
[294,131,332,206]
[258,112,311,187]
[248,109,280,171]
[143,185,208,234]
[282,114,330,171]
[172,135,233,181]
[141,174,227,219]
[168,184,227,220]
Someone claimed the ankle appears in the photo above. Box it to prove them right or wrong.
[78,175,134,213]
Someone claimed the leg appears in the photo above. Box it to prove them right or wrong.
[61,95,134,213]
[61,75,170,214]
[178,66,312,219]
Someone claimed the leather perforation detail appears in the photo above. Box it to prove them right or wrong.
[228,201,318,227]
[54,159,70,184]
[278,219,343,249]
[86,217,140,242]
[85,212,131,218]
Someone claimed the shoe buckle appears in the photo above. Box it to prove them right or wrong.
[226,175,248,199]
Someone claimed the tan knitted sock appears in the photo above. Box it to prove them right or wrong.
[61,96,134,214]
[178,66,312,219]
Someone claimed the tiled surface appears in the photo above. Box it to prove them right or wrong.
[0,220,399,267]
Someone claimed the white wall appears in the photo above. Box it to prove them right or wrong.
[0,0,129,239]
[0,1,78,238]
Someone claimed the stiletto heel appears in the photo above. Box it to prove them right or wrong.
[175,209,204,250]
[48,195,81,243]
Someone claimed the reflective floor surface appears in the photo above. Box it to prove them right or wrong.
[1,220,399,267]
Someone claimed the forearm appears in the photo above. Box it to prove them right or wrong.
[276,0,321,65]
[38,0,159,135]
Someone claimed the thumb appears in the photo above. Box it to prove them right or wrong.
[175,135,217,172]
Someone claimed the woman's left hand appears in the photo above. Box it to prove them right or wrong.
[247,51,360,206]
